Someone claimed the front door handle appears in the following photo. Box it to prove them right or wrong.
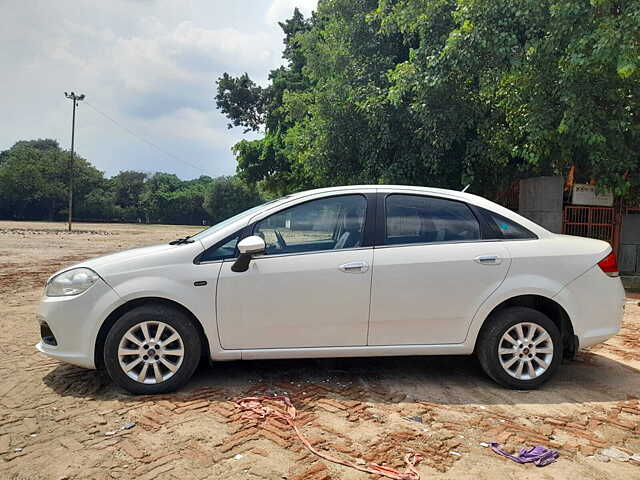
[339,261,369,273]
[474,255,502,265]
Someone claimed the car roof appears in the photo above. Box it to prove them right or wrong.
[276,185,550,238]
[282,184,503,213]
[286,184,472,200]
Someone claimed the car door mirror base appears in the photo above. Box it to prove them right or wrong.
[231,253,252,272]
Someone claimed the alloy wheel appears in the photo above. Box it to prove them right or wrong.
[117,321,185,384]
[497,322,554,380]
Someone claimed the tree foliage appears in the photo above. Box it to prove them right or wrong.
[216,73,266,133]
[203,176,263,224]
[0,139,103,220]
[217,0,640,198]
[0,139,263,225]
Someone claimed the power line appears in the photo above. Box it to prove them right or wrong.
[82,100,212,176]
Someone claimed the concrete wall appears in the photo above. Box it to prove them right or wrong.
[518,176,564,233]
[620,214,640,274]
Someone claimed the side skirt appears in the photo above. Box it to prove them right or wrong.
[210,343,473,361]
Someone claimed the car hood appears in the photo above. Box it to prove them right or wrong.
[78,244,179,270]
[51,242,203,281]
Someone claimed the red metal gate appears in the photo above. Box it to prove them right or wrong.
[562,206,615,245]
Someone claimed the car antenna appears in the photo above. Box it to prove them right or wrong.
[461,184,470,192]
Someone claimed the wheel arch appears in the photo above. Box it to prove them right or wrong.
[474,294,577,358]
[94,296,210,369]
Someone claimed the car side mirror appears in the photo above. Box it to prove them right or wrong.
[231,236,266,272]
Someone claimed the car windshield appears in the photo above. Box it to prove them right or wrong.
[187,198,285,242]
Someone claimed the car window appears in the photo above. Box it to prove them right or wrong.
[481,209,537,240]
[385,194,480,245]
[199,235,239,262]
[254,195,367,254]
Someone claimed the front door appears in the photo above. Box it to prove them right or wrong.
[216,194,373,349]
[368,193,511,345]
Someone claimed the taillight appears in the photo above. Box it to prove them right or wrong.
[598,251,619,277]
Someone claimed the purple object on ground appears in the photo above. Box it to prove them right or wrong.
[490,442,559,467]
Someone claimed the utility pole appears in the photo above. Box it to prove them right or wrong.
[64,92,85,231]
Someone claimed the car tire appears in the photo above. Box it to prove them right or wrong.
[103,304,201,395]
[477,306,562,390]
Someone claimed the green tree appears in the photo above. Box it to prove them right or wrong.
[380,0,640,195]
[217,0,640,199]
[0,139,104,220]
[203,176,263,224]
[215,8,314,196]
[216,73,267,133]
[140,173,212,224]
[75,187,120,220]
[140,172,181,223]
[0,139,254,225]
[110,170,147,221]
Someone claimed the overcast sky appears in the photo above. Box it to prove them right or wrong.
[0,0,317,179]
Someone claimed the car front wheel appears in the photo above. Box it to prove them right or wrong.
[103,304,201,394]
[477,306,562,390]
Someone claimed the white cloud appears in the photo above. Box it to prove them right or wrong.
[266,0,317,25]
[0,0,318,179]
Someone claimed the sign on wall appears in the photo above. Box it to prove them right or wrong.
[571,184,614,207]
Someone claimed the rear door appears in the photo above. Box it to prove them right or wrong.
[368,193,511,345]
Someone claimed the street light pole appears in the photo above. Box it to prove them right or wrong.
[64,92,85,231]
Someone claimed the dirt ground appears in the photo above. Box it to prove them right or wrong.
[1,220,639,480]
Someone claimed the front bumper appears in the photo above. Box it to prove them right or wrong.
[36,278,121,369]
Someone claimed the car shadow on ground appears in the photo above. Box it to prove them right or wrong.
[42,350,639,407]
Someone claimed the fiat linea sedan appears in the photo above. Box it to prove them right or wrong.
[36,185,625,394]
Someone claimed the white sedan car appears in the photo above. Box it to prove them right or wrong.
[37,185,625,394]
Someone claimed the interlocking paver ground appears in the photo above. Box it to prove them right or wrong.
[1,220,639,479]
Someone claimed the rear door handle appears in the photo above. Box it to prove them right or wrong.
[474,255,502,265]
[339,261,369,273]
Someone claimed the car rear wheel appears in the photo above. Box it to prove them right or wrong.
[477,306,562,389]
[103,304,201,394]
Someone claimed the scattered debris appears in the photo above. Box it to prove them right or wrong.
[490,443,559,467]
[480,442,490,448]
[404,416,423,424]
[236,396,423,480]
[593,454,611,463]
[601,447,630,462]
[0,227,115,236]
[104,422,136,436]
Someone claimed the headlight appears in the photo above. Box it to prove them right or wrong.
[45,268,100,297]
